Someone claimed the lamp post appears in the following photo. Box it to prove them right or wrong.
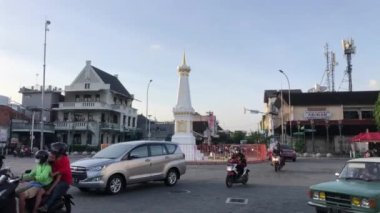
[279,69,291,146]
[146,79,153,139]
[40,20,50,150]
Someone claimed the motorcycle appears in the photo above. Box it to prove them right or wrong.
[225,159,249,188]
[271,153,284,172]
[0,166,74,213]
[23,169,74,213]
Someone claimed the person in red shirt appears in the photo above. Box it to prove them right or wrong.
[38,142,72,212]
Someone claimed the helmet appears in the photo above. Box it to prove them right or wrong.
[50,142,68,157]
[35,150,49,164]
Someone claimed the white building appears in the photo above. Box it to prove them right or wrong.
[54,61,138,146]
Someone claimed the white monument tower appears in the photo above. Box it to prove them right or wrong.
[172,53,203,161]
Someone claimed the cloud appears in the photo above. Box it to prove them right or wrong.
[369,80,380,90]
[150,44,161,50]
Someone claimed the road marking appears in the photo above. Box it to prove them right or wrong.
[225,197,248,205]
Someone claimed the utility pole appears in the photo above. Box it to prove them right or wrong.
[40,20,50,150]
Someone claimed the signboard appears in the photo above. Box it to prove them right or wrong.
[304,111,331,119]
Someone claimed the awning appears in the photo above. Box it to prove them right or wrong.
[351,132,380,143]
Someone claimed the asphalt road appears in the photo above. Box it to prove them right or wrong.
[3,156,348,213]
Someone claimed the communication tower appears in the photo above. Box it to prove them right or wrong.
[341,39,356,91]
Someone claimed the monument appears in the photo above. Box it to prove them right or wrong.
[172,53,204,161]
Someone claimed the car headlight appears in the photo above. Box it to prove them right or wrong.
[319,192,326,201]
[360,198,376,209]
[313,191,319,200]
[312,191,325,201]
[88,165,106,171]
[352,197,361,207]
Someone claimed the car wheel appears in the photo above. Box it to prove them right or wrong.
[293,158,296,162]
[106,174,124,195]
[165,169,178,186]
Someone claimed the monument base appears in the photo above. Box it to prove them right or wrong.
[172,134,204,161]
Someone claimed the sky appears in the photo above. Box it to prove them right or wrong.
[1,0,380,132]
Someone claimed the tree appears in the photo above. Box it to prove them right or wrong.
[230,131,246,144]
[375,93,380,130]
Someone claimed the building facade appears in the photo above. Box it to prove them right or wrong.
[53,61,138,146]
[262,90,380,154]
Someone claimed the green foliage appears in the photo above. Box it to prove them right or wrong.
[375,93,380,130]
[230,131,246,144]
[294,139,305,153]
[245,131,268,144]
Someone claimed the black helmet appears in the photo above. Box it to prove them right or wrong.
[35,150,49,164]
[50,142,68,157]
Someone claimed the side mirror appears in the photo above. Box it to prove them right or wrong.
[335,172,340,177]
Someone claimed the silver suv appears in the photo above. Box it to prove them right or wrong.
[70,141,186,194]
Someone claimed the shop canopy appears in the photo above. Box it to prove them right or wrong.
[351,132,380,143]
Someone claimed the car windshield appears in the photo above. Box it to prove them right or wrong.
[92,144,134,159]
[339,162,380,181]
[281,145,291,150]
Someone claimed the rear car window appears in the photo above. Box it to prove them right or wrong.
[150,144,168,156]
[165,144,177,154]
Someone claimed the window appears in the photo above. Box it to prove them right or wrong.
[101,113,105,122]
[113,114,118,123]
[128,117,131,126]
[75,95,80,102]
[165,144,177,154]
[362,111,374,119]
[85,83,90,89]
[95,94,100,102]
[123,115,126,125]
[84,94,91,102]
[63,113,68,121]
[344,111,359,119]
[129,146,148,158]
[86,133,92,145]
[114,97,117,104]
[88,113,93,121]
[73,134,81,145]
[132,117,136,127]
[150,144,167,156]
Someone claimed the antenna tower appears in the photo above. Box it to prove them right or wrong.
[341,39,356,91]
[330,52,338,91]
[324,44,331,91]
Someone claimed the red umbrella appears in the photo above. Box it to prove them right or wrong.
[351,132,380,143]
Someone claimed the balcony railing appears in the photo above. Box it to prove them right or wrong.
[56,102,137,114]
[12,122,55,133]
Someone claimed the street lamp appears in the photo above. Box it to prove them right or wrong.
[279,69,292,146]
[40,20,51,150]
[146,79,153,139]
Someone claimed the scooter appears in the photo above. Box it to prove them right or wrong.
[0,166,74,213]
[225,159,249,188]
[271,153,284,172]
[23,169,74,213]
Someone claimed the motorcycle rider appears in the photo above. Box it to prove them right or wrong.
[272,142,285,166]
[231,147,247,176]
[17,150,53,213]
[38,142,72,212]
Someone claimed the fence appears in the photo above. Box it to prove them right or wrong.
[182,144,268,163]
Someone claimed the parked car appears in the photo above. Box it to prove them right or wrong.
[308,158,380,213]
[267,144,296,162]
[70,140,186,194]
